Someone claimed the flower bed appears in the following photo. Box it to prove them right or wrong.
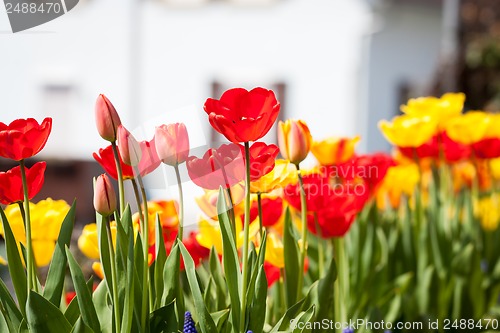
[0,90,499,333]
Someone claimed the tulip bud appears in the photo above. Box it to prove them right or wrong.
[117,125,142,166]
[154,123,190,166]
[94,174,117,216]
[95,94,122,142]
[277,119,312,165]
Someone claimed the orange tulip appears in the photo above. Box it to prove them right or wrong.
[277,119,312,165]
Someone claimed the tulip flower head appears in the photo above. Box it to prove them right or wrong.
[117,125,142,166]
[94,174,117,217]
[311,136,360,166]
[0,117,52,161]
[154,123,190,166]
[277,119,312,165]
[187,144,245,190]
[0,162,46,205]
[95,94,121,142]
[204,87,280,143]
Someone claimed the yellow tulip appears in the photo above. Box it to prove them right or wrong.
[477,196,500,231]
[0,198,70,267]
[196,216,260,254]
[92,262,105,280]
[0,256,6,265]
[277,119,312,165]
[132,200,179,246]
[78,222,117,260]
[265,232,284,268]
[195,183,245,220]
[444,111,490,144]
[379,115,438,147]
[250,159,297,194]
[490,158,500,180]
[376,163,420,209]
[311,136,360,165]
[482,114,500,139]
[401,92,465,125]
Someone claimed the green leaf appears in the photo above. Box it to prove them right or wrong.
[26,291,72,333]
[161,243,180,306]
[0,277,23,330]
[314,257,337,322]
[208,247,229,310]
[93,281,113,333]
[179,242,217,333]
[248,265,268,333]
[64,296,81,327]
[0,206,27,318]
[65,248,101,333]
[283,208,300,307]
[70,317,94,333]
[43,201,76,306]
[269,298,306,333]
[154,214,167,310]
[211,309,230,331]
[149,301,177,333]
[216,188,241,329]
[293,305,316,333]
[97,214,113,295]
[121,219,135,333]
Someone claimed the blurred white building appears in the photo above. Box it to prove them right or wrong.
[0,0,451,221]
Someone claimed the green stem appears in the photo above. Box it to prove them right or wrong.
[279,268,287,315]
[240,142,251,332]
[131,179,144,227]
[333,237,347,333]
[174,164,184,241]
[296,165,308,300]
[111,142,126,216]
[19,160,37,293]
[314,212,324,278]
[135,171,150,333]
[257,192,264,239]
[221,166,236,240]
[104,215,121,333]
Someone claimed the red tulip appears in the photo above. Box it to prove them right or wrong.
[0,162,46,205]
[94,174,116,216]
[93,140,160,180]
[307,194,360,238]
[93,145,134,180]
[204,87,280,143]
[248,196,283,227]
[95,94,121,142]
[335,153,395,192]
[155,123,190,166]
[398,132,470,162]
[472,138,500,159]
[117,125,142,167]
[187,144,245,190]
[0,118,52,161]
[284,173,332,212]
[244,142,279,181]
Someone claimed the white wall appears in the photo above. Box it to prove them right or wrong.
[359,1,444,152]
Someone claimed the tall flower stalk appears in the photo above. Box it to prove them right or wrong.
[240,141,252,332]
[19,159,36,292]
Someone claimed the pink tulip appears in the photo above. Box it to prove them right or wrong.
[94,174,117,216]
[117,125,142,166]
[154,123,190,166]
[95,94,122,142]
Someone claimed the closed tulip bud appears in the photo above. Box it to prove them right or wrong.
[154,123,190,166]
[117,125,142,166]
[94,174,117,216]
[277,119,312,165]
[95,94,122,142]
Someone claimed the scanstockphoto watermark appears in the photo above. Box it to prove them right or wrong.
[3,0,79,33]
[290,319,424,331]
